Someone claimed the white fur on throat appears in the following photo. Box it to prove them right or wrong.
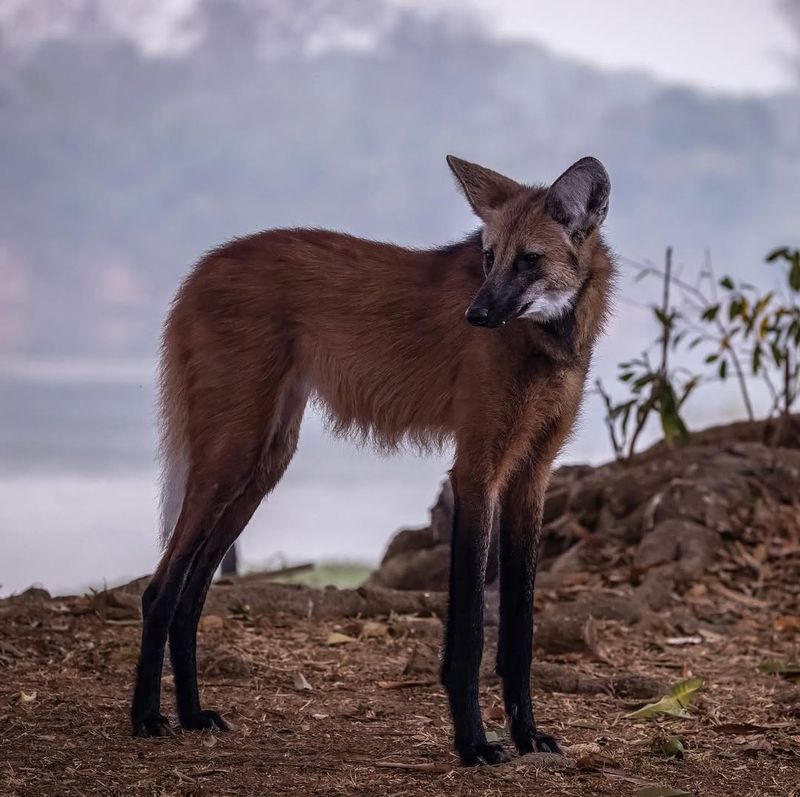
[519,288,575,322]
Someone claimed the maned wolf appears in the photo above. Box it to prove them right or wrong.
[131,155,614,765]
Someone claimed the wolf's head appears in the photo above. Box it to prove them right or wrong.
[447,155,610,328]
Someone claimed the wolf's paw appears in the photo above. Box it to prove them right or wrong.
[458,740,511,766]
[132,713,174,738]
[515,729,563,756]
[180,709,232,732]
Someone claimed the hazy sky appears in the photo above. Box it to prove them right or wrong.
[395,0,796,94]
[1,0,794,93]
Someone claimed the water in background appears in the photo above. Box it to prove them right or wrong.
[0,358,452,596]
[0,352,746,597]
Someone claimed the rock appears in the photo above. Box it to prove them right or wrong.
[197,649,250,678]
[369,544,450,591]
[635,519,719,576]
[379,526,438,566]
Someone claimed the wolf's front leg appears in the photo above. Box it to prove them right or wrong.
[496,463,562,755]
[440,468,507,766]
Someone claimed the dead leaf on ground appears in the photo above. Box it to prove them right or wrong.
[326,632,356,646]
[199,614,224,631]
[361,621,389,639]
[739,736,774,756]
[293,672,313,691]
[576,752,622,771]
[664,635,703,646]
[376,679,435,690]
[773,615,800,632]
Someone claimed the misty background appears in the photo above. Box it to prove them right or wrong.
[1,0,798,596]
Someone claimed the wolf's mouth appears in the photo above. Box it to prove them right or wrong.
[514,301,533,319]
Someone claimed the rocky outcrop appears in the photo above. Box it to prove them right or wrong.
[367,418,800,634]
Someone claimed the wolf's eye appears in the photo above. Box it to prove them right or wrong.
[482,249,495,276]
[516,252,543,275]
[522,252,542,268]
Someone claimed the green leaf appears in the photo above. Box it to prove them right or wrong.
[790,261,800,293]
[678,377,699,407]
[766,247,792,263]
[720,276,735,290]
[633,373,657,392]
[653,307,672,328]
[625,676,703,720]
[752,345,762,373]
[704,353,719,364]
[753,293,773,317]
[719,358,728,380]
[658,735,685,759]
[701,304,720,321]
[633,788,692,797]
[758,661,800,682]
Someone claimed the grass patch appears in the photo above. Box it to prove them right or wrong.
[262,561,373,589]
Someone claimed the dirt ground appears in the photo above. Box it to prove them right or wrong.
[4,422,800,796]
[2,567,799,797]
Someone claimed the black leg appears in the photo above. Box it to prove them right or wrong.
[440,474,507,766]
[169,486,264,730]
[168,555,230,731]
[131,554,194,737]
[496,467,562,755]
[169,413,302,731]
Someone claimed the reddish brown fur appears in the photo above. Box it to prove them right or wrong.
[160,207,611,531]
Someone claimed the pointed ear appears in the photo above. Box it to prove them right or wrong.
[446,155,523,221]
[545,157,610,238]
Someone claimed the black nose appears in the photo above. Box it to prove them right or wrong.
[466,305,490,326]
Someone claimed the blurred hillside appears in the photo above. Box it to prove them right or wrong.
[1,0,798,357]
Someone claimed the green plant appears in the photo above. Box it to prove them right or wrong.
[597,245,800,460]
[596,248,699,460]
[689,246,800,420]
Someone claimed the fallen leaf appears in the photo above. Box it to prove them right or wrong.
[758,661,800,682]
[361,621,389,639]
[576,752,622,771]
[633,787,691,797]
[19,691,37,704]
[293,672,313,691]
[656,735,685,759]
[773,615,800,632]
[485,728,505,743]
[626,677,703,720]
[199,614,224,631]
[201,733,217,748]
[487,705,505,722]
[326,632,356,646]
[740,736,773,756]
[664,635,703,646]
[376,679,435,690]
